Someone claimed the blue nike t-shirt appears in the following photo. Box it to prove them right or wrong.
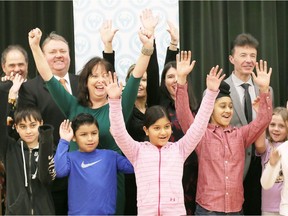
[54,139,134,215]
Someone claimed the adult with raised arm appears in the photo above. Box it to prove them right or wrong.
[225,33,274,215]
[18,31,78,215]
[160,21,199,215]
[28,26,153,214]
[123,9,159,215]
[100,19,118,70]
[1,45,29,140]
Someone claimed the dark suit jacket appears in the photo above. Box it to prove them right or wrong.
[18,74,79,147]
[225,75,274,178]
[0,80,12,93]
[0,81,20,140]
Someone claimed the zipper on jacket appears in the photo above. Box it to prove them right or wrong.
[158,149,161,216]
[29,149,34,215]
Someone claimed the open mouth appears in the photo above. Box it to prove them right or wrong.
[95,86,104,90]
[222,115,231,119]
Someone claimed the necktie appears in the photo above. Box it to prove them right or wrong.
[59,78,70,93]
[241,83,252,123]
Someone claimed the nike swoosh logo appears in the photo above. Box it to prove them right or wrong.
[81,159,102,168]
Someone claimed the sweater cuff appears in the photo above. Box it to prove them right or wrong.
[177,82,187,90]
[205,88,219,99]
[108,98,122,111]
[59,138,70,146]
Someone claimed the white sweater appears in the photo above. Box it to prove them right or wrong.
[261,140,288,216]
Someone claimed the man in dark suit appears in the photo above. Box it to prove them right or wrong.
[1,45,29,140]
[0,44,29,214]
[18,32,79,215]
[225,33,273,215]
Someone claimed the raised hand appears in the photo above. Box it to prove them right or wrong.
[206,65,226,92]
[252,60,272,93]
[27,28,53,81]
[1,72,15,82]
[269,149,281,166]
[104,72,123,99]
[28,28,42,49]
[167,20,179,46]
[140,8,159,35]
[59,119,73,142]
[100,20,118,47]
[138,28,154,49]
[176,51,195,85]
[9,73,25,99]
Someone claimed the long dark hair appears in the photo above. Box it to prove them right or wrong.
[77,57,114,107]
[160,61,198,113]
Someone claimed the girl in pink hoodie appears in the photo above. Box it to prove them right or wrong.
[107,51,225,215]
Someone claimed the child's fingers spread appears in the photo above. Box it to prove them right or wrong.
[209,67,215,75]
[219,73,226,81]
[216,68,223,78]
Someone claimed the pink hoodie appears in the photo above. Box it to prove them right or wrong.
[109,86,218,215]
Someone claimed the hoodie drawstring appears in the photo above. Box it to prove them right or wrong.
[21,141,28,187]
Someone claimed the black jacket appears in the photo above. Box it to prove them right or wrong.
[0,90,55,215]
[17,74,78,193]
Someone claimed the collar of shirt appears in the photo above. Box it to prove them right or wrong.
[54,73,71,86]
[231,72,253,87]
[54,73,72,93]
[207,124,235,132]
[231,72,256,119]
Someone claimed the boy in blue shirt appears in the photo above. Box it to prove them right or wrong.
[55,113,134,215]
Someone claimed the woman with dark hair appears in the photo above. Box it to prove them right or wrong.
[123,9,199,215]
[28,27,153,214]
[159,60,199,215]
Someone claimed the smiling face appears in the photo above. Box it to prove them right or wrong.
[87,64,109,101]
[137,72,147,98]
[268,114,288,143]
[143,116,172,148]
[210,97,233,128]
[15,117,43,148]
[164,67,177,100]
[73,123,99,152]
[43,40,70,77]
[2,49,28,79]
[229,45,257,80]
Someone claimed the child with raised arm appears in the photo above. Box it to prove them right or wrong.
[0,89,55,215]
[259,107,288,216]
[54,113,134,215]
[175,60,273,215]
[107,51,224,215]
